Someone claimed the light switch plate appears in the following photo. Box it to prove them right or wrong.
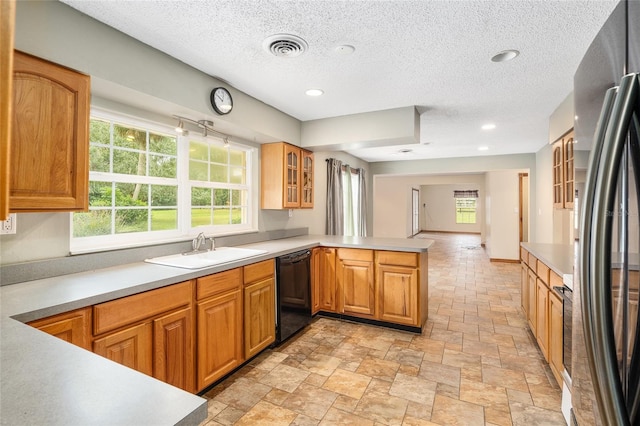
[0,213,16,235]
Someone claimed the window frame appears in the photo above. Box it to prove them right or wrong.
[455,197,477,224]
[70,109,257,254]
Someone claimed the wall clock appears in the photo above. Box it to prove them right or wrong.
[210,87,233,115]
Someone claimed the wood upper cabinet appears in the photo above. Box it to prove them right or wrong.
[312,247,336,313]
[10,51,90,212]
[301,150,313,208]
[261,142,314,209]
[549,289,564,386]
[0,0,15,220]
[337,248,375,318]
[196,269,243,391]
[376,251,419,326]
[243,260,275,359]
[552,129,575,210]
[92,281,194,392]
[27,307,91,350]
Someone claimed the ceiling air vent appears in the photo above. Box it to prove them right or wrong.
[263,34,308,58]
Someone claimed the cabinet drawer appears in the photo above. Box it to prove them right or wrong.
[94,281,192,335]
[528,254,538,274]
[244,260,274,285]
[197,268,242,300]
[520,248,529,265]
[537,261,550,286]
[376,251,418,267]
[337,248,373,262]
[550,271,563,288]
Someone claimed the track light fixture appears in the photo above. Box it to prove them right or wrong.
[172,115,232,144]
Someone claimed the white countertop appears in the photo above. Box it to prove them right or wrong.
[1,234,434,426]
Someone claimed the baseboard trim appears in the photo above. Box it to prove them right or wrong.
[490,258,520,263]
[421,230,482,235]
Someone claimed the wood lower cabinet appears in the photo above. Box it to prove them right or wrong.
[549,289,564,385]
[337,248,375,318]
[10,50,89,212]
[244,260,275,359]
[27,307,91,350]
[527,268,537,335]
[153,308,194,392]
[94,322,153,376]
[536,278,549,361]
[520,263,529,319]
[312,247,336,313]
[376,251,419,326]
[92,281,194,392]
[196,269,243,391]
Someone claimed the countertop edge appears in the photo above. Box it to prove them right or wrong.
[520,242,574,277]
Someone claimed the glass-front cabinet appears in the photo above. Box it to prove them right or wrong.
[301,151,313,208]
[261,142,313,209]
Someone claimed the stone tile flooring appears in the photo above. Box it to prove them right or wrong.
[199,233,565,425]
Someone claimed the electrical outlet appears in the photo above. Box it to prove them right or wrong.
[288,209,293,218]
[0,213,16,235]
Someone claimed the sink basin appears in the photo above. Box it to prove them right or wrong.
[145,247,268,269]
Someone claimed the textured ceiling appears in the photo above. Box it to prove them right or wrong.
[61,0,618,162]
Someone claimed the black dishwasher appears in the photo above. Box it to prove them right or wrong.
[275,249,312,344]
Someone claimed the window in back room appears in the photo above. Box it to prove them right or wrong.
[453,189,479,225]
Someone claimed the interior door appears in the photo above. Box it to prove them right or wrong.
[411,188,419,236]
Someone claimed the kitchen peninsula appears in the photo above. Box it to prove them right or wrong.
[0,234,433,426]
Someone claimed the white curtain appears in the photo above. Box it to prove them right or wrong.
[327,158,368,237]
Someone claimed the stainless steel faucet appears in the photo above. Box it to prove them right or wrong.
[209,237,215,251]
[192,232,206,252]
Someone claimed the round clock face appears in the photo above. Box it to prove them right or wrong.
[211,87,233,115]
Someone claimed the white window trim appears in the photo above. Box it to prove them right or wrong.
[70,108,258,254]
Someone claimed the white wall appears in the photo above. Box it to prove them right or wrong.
[373,174,486,240]
[535,142,555,243]
[485,170,521,260]
[421,184,483,234]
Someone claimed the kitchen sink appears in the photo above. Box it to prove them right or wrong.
[145,247,268,269]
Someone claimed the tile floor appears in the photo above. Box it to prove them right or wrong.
[199,233,565,425]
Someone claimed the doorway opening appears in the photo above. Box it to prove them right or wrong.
[519,173,529,242]
[412,188,420,236]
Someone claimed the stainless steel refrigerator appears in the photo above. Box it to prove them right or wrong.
[574,1,640,425]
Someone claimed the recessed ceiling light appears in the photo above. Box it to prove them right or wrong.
[491,49,520,63]
[478,146,489,151]
[305,89,324,96]
[334,45,355,55]
[481,123,496,130]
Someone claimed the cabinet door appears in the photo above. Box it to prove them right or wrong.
[312,247,336,313]
[552,141,564,209]
[244,277,275,359]
[93,322,153,376]
[563,132,574,209]
[521,263,529,318]
[10,51,89,211]
[28,307,91,350]
[337,249,375,318]
[527,268,537,335]
[549,291,564,386]
[283,144,300,208]
[377,264,418,326]
[0,0,14,220]
[301,150,313,208]
[197,289,243,391]
[153,308,194,393]
[536,279,549,361]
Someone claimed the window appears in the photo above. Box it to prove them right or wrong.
[71,110,254,253]
[454,190,479,225]
[455,198,477,224]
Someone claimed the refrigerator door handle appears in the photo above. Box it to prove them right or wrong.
[587,73,639,426]
[580,84,618,422]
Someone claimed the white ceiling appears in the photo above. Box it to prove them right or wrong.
[61,0,618,162]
